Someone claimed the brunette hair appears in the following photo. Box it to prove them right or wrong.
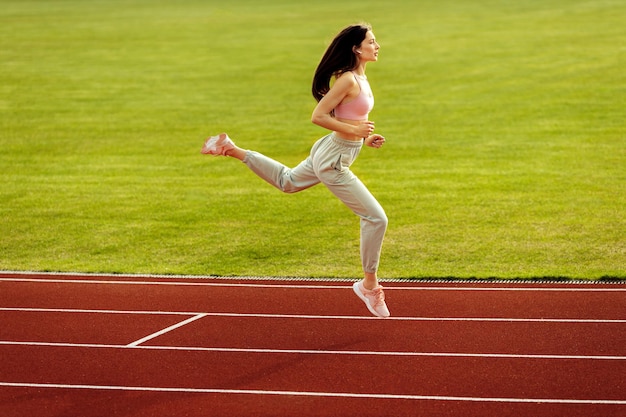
[312,23,371,102]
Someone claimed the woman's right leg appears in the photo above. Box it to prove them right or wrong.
[242,151,320,193]
[205,134,321,193]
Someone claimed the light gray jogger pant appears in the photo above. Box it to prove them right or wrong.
[242,133,387,273]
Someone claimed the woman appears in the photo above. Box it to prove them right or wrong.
[201,24,389,317]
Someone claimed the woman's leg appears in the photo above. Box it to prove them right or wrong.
[243,151,320,193]
[205,133,389,316]
[203,133,321,193]
[311,135,388,286]
[224,146,247,161]
[323,174,388,283]
[309,135,389,317]
[327,176,389,318]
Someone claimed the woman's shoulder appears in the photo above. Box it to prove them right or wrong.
[336,71,357,82]
[333,71,358,89]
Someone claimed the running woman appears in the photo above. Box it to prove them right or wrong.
[201,23,389,317]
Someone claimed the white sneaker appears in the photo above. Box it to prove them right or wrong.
[353,280,390,318]
[201,133,235,156]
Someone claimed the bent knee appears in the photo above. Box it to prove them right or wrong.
[366,208,388,229]
[376,211,389,229]
[278,179,305,194]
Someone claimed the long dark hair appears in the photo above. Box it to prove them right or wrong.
[312,23,371,102]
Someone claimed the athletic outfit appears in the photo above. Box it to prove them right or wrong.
[202,71,390,317]
[242,72,387,274]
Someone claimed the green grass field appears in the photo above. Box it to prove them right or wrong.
[1,0,624,279]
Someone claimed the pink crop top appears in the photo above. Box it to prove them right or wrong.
[334,72,374,120]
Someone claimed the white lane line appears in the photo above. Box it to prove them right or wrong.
[1,277,625,291]
[0,277,348,289]
[0,382,624,404]
[0,307,196,316]
[1,341,625,361]
[126,313,207,347]
[1,307,624,323]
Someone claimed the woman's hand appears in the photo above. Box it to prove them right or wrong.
[365,133,385,148]
[354,121,375,138]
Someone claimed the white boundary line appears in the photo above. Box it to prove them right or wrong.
[2,307,624,323]
[0,382,624,405]
[1,340,624,361]
[2,270,625,284]
[0,277,350,289]
[1,276,625,291]
[0,307,195,316]
[126,313,207,347]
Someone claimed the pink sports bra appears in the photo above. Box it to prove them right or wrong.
[334,72,374,120]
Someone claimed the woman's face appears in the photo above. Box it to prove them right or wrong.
[356,30,380,62]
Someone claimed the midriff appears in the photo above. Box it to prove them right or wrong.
[334,117,368,141]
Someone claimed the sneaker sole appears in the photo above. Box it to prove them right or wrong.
[201,135,219,154]
[201,133,229,155]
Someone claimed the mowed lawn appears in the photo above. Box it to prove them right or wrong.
[0,0,624,279]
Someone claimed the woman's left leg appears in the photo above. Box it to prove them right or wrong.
[323,174,388,278]
[324,174,389,317]
[311,135,389,317]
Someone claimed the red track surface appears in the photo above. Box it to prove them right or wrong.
[0,272,625,417]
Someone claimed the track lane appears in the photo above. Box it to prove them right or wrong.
[1,345,625,402]
[1,275,625,320]
[2,386,622,417]
[150,314,626,357]
[2,308,625,357]
[1,273,624,417]
[0,311,196,345]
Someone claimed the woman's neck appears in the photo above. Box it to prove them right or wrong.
[353,63,367,77]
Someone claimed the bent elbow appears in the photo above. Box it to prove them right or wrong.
[311,111,329,128]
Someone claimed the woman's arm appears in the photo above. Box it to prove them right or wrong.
[311,74,374,138]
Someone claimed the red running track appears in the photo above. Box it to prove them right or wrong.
[0,272,625,417]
